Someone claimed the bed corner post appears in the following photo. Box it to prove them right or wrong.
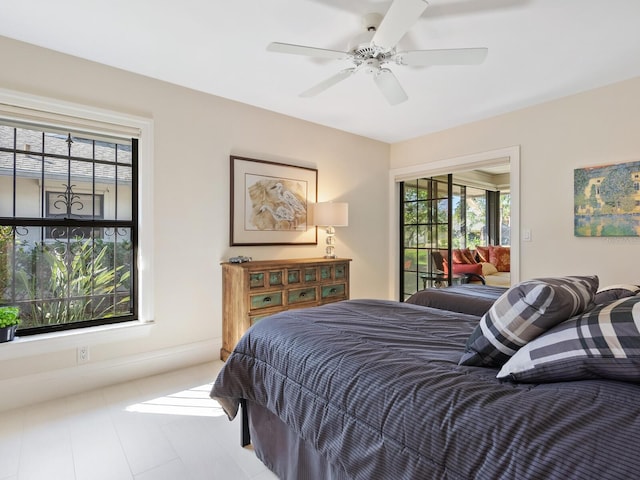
[240,398,251,447]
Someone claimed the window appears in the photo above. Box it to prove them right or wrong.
[500,192,511,245]
[0,120,138,335]
[458,186,487,248]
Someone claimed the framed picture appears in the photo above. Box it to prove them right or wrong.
[574,159,640,237]
[230,156,318,245]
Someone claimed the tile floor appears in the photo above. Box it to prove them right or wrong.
[0,361,278,480]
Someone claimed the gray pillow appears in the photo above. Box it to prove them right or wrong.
[594,284,640,305]
[497,296,640,383]
[459,275,598,367]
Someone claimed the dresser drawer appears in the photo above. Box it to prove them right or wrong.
[250,291,283,310]
[321,283,346,300]
[287,269,301,284]
[288,287,317,305]
[335,263,347,279]
[268,270,284,287]
[249,271,266,289]
[320,265,332,280]
[303,267,317,282]
[250,313,271,326]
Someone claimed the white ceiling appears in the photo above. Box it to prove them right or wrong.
[2,0,640,144]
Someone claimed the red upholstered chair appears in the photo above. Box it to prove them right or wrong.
[431,250,485,285]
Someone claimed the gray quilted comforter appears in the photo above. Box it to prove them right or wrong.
[405,284,507,316]
[211,299,640,479]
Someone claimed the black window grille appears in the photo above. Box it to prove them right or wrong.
[45,190,105,239]
[0,122,138,334]
[400,176,452,300]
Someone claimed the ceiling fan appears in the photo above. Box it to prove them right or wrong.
[267,0,488,106]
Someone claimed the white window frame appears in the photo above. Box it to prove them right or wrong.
[0,88,154,358]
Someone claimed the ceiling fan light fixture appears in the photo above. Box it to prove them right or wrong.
[363,58,381,74]
[267,0,487,106]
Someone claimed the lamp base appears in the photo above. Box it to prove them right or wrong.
[324,244,336,259]
[324,227,337,259]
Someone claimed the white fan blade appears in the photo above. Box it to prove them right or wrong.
[371,0,429,52]
[394,48,488,66]
[267,42,350,60]
[373,68,408,105]
[300,68,356,98]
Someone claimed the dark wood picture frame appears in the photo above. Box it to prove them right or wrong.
[230,156,318,246]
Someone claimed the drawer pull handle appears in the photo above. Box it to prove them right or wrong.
[329,288,337,294]
[264,296,271,303]
[300,291,306,297]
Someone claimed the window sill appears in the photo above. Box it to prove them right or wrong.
[0,320,155,361]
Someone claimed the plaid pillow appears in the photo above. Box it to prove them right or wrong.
[497,296,640,383]
[459,275,598,367]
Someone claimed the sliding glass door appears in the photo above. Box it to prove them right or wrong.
[400,176,510,299]
[400,175,454,300]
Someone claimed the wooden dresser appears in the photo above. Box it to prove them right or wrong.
[220,257,351,360]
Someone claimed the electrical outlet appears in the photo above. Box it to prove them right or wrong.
[77,345,90,364]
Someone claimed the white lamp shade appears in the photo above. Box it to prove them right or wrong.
[313,202,349,227]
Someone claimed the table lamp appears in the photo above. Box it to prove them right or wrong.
[313,202,349,258]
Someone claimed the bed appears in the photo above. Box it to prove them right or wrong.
[211,279,640,480]
[405,283,507,316]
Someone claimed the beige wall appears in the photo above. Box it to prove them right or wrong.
[391,77,640,287]
[0,36,390,411]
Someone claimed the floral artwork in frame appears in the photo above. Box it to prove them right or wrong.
[574,159,640,237]
[230,156,318,245]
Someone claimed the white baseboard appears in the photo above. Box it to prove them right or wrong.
[0,338,221,413]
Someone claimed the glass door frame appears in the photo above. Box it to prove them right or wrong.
[399,175,455,300]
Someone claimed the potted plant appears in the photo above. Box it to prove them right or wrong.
[0,306,20,343]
